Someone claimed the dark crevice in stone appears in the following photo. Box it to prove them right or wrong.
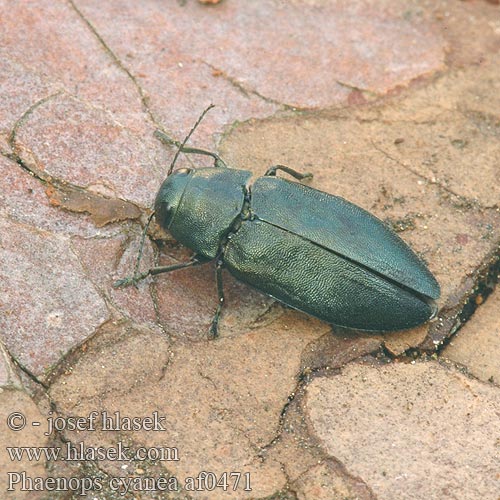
[68,0,160,127]
[10,356,49,391]
[201,60,300,111]
[430,248,500,354]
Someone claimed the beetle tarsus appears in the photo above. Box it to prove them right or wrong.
[113,277,130,288]
[208,318,219,339]
[208,304,223,339]
[264,164,313,182]
[113,272,149,289]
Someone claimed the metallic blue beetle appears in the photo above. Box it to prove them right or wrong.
[116,107,440,337]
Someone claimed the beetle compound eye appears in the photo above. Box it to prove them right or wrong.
[156,202,176,230]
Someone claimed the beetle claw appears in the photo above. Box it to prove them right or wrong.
[208,320,219,340]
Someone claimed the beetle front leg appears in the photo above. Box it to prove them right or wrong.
[113,255,206,289]
[264,164,313,182]
[208,259,225,339]
[154,130,228,168]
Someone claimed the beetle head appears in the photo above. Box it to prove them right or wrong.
[154,105,213,230]
[154,168,193,230]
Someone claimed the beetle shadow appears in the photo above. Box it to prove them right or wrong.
[153,252,277,340]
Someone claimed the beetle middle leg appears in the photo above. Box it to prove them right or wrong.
[264,164,313,181]
[208,259,225,339]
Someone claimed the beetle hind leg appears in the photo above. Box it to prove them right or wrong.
[264,164,313,182]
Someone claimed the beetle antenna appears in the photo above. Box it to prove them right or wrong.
[167,104,215,176]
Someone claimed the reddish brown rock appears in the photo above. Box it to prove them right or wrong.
[74,0,446,111]
[0,217,109,375]
[49,319,328,498]
[0,343,22,390]
[153,250,280,340]
[301,330,383,372]
[12,93,169,208]
[0,390,49,500]
[107,232,160,328]
[0,55,59,139]
[0,343,48,499]
[0,0,149,132]
[0,155,121,238]
[1,1,499,498]
[442,287,500,385]
[306,361,500,499]
[292,460,376,500]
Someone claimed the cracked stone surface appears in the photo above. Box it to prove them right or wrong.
[0,342,48,499]
[0,216,109,376]
[0,0,499,498]
[305,361,500,499]
[72,0,447,110]
[48,318,329,499]
[291,460,377,500]
[12,92,170,208]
